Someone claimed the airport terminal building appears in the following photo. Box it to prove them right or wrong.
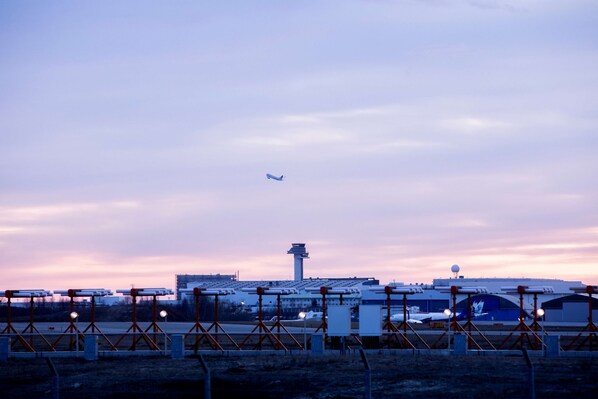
[176,243,596,322]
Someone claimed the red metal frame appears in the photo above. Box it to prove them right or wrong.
[452,287,494,350]
[202,294,241,350]
[314,287,329,334]
[82,295,117,350]
[114,288,172,351]
[240,287,290,350]
[53,289,117,351]
[52,293,85,351]
[22,295,55,351]
[566,285,598,351]
[498,286,547,350]
[183,287,238,351]
[1,290,55,352]
[269,293,304,350]
[381,286,429,350]
[309,286,360,337]
[0,292,35,352]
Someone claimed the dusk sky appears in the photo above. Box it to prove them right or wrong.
[1,1,597,293]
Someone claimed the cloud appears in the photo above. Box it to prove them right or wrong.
[0,201,140,222]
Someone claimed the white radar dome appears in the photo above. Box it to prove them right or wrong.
[451,264,460,273]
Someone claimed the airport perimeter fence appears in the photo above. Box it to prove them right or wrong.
[1,321,597,356]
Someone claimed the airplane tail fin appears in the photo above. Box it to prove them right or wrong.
[472,301,485,316]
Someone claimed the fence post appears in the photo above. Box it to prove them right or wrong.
[171,335,184,359]
[546,335,560,357]
[311,333,324,354]
[198,354,211,399]
[521,347,535,399]
[46,357,60,399]
[453,334,467,355]
[0,337,9,362]
[339,336,346,355]
[359,348,371,399]
[84,335,98,361]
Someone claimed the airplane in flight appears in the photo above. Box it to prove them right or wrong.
[266,173,284,181]
[390,301,487,323]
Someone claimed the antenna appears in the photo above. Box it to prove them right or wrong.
[451,264,460,279]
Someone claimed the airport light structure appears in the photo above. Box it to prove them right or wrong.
[304,287,361,337]
[299,311,307,350]
[160,310,168,321]
[566,285,598,351]
[371,285,429,350]
[53,289,116,351]
[70,311,80,352]
[536,308,546,356]
[159,310,168,352]
[180,287,238,351]
[240,287,301,350]
[144,288,174,347]
[499,285,554,350]
[267,288,305,350]
[114,288,173,351]
[435,286,493,350]
[0,289,53,352]
[443,308,452,352]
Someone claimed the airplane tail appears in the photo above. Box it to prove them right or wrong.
[472,301,486,317]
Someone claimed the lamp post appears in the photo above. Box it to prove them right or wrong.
[70,312,79,353]
[160,310,168,353]
[299,311,307,350]
[537,308,545,356]
[444,308,452,352]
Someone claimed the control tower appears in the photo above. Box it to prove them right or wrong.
[287,243,309,281]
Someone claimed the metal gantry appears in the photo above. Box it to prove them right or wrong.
[372,285,428,349]
[304,286,360,335]
[240,287,301,350]
[180,287,238,351]
[499,285,554,350]
[0,289,53,352]
[53,289,115,351]
[434,286,494,350]
[114,288,172,351]
[304,286,362,349]
[4,283,598,355]
[566,285,598,351]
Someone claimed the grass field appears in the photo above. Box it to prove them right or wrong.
[1,352,597,398]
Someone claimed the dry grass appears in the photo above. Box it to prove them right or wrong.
[1,353,597,398]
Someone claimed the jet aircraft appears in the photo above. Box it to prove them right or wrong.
[390,301,487,323]
[266,173,284,181]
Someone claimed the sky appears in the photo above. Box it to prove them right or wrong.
[1,0,597,293]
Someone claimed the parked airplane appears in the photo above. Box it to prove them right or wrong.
[266,173,284,181]
[389,306,437,323]
[390,301,487,323]
[297,311,323,320]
